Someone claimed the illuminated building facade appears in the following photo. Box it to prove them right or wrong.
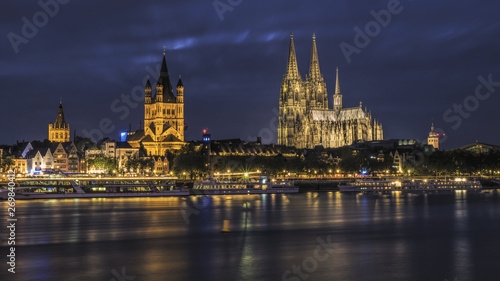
[128,52,186,155]
[278,33,383,149]
[48,101,70,142]
[427,124,440,150]
[50,142,79,173]
[26,148,53,173]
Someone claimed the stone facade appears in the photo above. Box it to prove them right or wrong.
[278,33,383,149]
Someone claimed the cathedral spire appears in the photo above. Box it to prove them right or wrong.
[335,67,341,95]
[308,33,321,80]
[285,32,300,79]
[333,67,342,112]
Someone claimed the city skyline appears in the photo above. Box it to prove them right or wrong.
[2,0,499,149]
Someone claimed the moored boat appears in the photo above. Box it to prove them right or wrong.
[192,176,299,195]
[339,179,482,192]
[0,177,189,199]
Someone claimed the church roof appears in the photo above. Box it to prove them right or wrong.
[141,135,155,143]
[149,122,156,135]
[311,107,368,122]
[54,102,68,128]
[161,123,172,134]
[126,130,145,142]
[164,134,182,142]
[156,54,176,103]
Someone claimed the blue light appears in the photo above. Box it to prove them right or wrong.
[120,132,127,142]
[361,169,368,175]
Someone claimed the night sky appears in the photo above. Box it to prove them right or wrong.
[1,0,499,149]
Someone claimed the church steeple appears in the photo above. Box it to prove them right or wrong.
[55,101,67,129]
[308,34,321,80]
[157,52,173,95]
[335,67,341,95]
[49,100,70,142]
[334,67,342,112]
[285,32,300,79]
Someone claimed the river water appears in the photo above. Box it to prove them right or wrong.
[2,190,500,281]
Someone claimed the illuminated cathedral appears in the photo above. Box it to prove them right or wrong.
[278,33,383,149]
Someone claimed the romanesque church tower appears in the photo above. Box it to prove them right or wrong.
[141,51,185,155]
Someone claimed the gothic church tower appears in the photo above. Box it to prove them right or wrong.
[48,101,70,142]
[278,33,306,147]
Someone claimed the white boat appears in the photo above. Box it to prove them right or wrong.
[339,179,482,192]
[192,176,299,195]
[0,177,189,199]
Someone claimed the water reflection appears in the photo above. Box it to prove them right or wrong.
[2,190,500,281]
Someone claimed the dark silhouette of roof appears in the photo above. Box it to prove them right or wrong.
[126,130,145,142]
[458,141,500,152]
[155,54,176,103]
[54,102,68,128]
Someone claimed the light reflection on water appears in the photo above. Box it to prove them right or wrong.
[2,190,500,281]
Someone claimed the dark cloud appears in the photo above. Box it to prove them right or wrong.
[1,0,499,149]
